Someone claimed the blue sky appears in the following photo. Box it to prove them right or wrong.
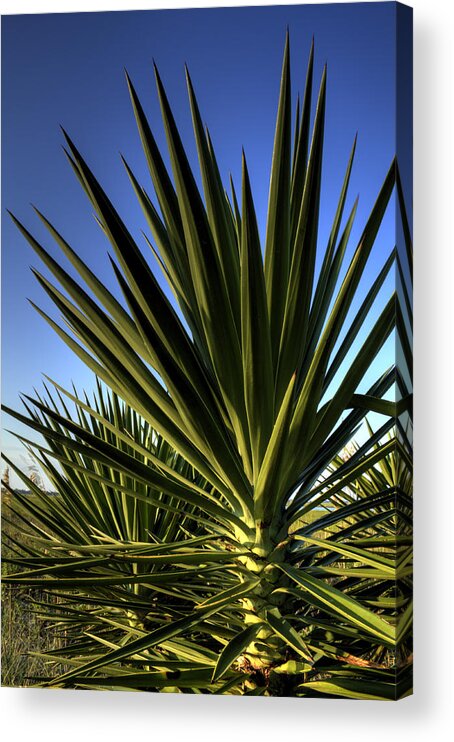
[1,2,411,485]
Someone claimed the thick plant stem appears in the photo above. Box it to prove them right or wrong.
[234,521,293,679]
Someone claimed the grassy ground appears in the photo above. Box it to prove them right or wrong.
[1,492,66,687]
[1,584,64,687]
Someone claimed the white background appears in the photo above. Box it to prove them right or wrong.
[1,1,452,740]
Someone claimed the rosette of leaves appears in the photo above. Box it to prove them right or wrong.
[2,35,412,698]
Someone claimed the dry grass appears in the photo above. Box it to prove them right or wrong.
[1,492,65,687]
[1,584,64,687]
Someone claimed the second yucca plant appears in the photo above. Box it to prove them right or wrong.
[3,35,412,697]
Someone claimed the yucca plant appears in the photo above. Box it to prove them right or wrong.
[2,35,412,698]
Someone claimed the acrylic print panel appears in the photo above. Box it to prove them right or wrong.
[1,2,413,699]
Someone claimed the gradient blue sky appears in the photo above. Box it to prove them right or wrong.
[1,2,410,484]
